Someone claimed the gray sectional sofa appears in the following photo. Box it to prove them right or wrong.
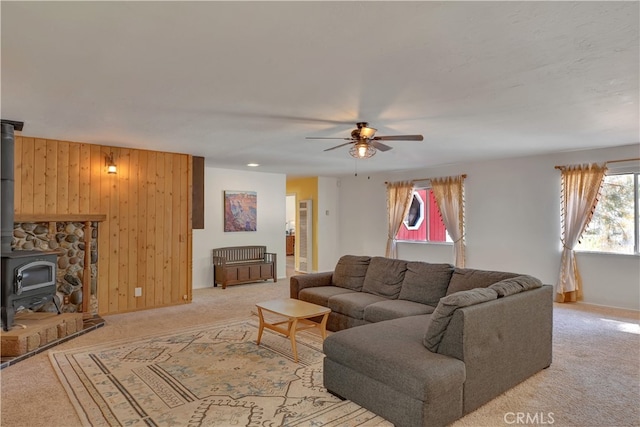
[290,255,553,427]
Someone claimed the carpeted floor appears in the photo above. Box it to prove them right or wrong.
[1,279,639,426]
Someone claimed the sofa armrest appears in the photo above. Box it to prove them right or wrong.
[437,284,553,414]
[290,272,333,299]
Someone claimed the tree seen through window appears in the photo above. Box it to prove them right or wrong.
[577,173,638,254]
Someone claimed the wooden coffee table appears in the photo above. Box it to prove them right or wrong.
[255,298,331,362]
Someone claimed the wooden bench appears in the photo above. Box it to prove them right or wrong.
[212,246,277,289]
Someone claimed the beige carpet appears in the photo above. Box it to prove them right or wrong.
[49,318,389,426]
[1,279,639,427]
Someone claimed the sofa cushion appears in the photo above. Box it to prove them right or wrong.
[332,255,371,291]
[424,288,498,352]
[399,262,454,307]
[446,268,520,295]
[328,292,389,320]
[361,257,408,299]
[489,275,543,297]
[299,286,357,307]
[364,299,436,323]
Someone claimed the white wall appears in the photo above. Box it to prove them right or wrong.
[338,175,389,257]
[338,144,640,310]
[192,167,286,289]
[317,176,340,271]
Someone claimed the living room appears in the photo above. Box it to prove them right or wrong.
[2,2,639,426]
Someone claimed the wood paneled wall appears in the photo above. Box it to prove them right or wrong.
[13,136,193,315]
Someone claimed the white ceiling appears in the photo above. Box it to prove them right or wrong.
[2,1,638,177]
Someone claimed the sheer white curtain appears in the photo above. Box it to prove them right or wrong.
[431,175,466,268]
[386,181,414,258]
[557,163,607,303]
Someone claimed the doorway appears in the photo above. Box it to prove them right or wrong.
[286,194,296,276]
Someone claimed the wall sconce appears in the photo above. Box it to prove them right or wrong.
[105,152,117,174]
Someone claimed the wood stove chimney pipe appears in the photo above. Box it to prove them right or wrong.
[1,120,24,254]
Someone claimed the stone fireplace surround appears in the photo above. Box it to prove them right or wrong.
[12,215,105,315]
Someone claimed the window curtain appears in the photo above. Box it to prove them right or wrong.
[557,163,607,303]
[386,181,414,258]
[431,175,466,268]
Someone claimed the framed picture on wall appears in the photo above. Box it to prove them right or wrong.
[224,190,257,232]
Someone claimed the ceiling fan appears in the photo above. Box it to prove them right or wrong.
[306,122,424,159]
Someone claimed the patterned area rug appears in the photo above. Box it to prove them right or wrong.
[49,318,391,426]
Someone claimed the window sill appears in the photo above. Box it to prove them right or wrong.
[396,240,453,246]
[574,250,639,257]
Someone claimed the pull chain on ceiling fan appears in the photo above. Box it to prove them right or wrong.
[306,122,424,159]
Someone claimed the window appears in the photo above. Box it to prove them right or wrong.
[405,191,425,229]
[577,172,639,254]
[396,188,451,243]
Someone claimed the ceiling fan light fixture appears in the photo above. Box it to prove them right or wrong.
[359,126,377,139]
[307,121,423,159]
[350,142,376,159]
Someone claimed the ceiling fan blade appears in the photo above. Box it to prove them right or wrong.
[208,110,354,125]
[370,140,393,152]
[261,115,353,125]
[323,142,354,152]
[306,137,352,140]
[373,135,424,141]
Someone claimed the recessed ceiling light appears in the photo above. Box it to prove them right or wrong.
[247,163,259,167]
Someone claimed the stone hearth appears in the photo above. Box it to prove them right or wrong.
[0,312,105,368]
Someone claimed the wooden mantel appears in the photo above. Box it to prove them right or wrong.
[14,214,107,222]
